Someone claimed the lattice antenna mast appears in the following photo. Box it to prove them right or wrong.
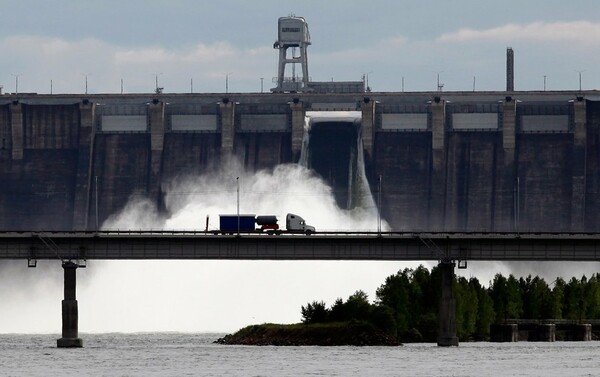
[272,16,311,92]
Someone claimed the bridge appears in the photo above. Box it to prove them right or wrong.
[3,231,600,261]
[2,231,599,348]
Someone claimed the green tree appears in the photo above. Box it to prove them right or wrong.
[344,290,372,321]
[506,275,523,319]
[583,274,600,319]
[473,278,495,340]
[520,275,551,319]
[301,300,328,324]
[563,277,584,320]
[550,278,565,319]
[455,276,478,339]
[370,305,397,336]
[328,298,345,322]
[489,273,509,322]
[376,268,412,335]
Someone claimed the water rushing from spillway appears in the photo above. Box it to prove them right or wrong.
[301,111,375,212]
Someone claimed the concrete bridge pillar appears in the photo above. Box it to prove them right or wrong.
[220,99,236,154]
[530,324,555,342]
[57,261,82,348]
[572,324,592,341]
[571,98,587,231]
[290,99,305,161]
[437,260,459,346]
[490,323,519,342]
[10,101,23,160]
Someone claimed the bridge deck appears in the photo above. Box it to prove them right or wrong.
[1,231,600,261]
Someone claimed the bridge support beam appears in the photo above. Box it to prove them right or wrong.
[437,260,459,346]
[57,261,82,348]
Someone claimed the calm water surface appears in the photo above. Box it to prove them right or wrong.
[0,333,598,376]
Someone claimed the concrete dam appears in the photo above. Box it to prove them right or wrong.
[0,90,598,232]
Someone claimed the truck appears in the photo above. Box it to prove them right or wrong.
[216,213,315,235]
[285,213,315,234]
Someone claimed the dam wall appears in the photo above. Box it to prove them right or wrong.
[0,91,598,232]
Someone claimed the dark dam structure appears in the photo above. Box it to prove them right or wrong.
[0,90,599,232]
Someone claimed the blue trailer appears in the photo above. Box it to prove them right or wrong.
[219,214,256,233]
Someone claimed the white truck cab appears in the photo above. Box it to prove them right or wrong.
[286,213,316,234]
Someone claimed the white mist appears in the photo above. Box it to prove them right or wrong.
[74,161,417,333]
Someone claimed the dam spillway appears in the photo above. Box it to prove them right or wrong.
[0,90,597,232]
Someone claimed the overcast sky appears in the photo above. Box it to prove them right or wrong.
[1,0,600,94]
[2,1,600,334]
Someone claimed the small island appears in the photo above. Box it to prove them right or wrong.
[215,322,401,346]
[216,289,402,346]
[216,266,600,345]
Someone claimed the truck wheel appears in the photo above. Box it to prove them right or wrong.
[305,230,312,235]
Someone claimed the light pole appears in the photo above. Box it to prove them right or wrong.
[260,77,264,93]
[81,74,91,94]
[226,72,233,93]
[364,71,373,91]
[577,70,585,91]
[435,71,444,92]
[11,74,21,94]
[543,75,547,91]
[154,73,163,93]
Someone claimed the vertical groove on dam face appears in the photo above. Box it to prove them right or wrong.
[307,121,357,209]
[585,101,600,231]
[161,133,222,181]
[92,134,151,226]
[235,133,293,171]
[374,132,432,231]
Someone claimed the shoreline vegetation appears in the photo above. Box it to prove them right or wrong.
[215,322,401,346]
[216,265,600,346]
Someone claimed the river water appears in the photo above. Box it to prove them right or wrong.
[1,333,598,376]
